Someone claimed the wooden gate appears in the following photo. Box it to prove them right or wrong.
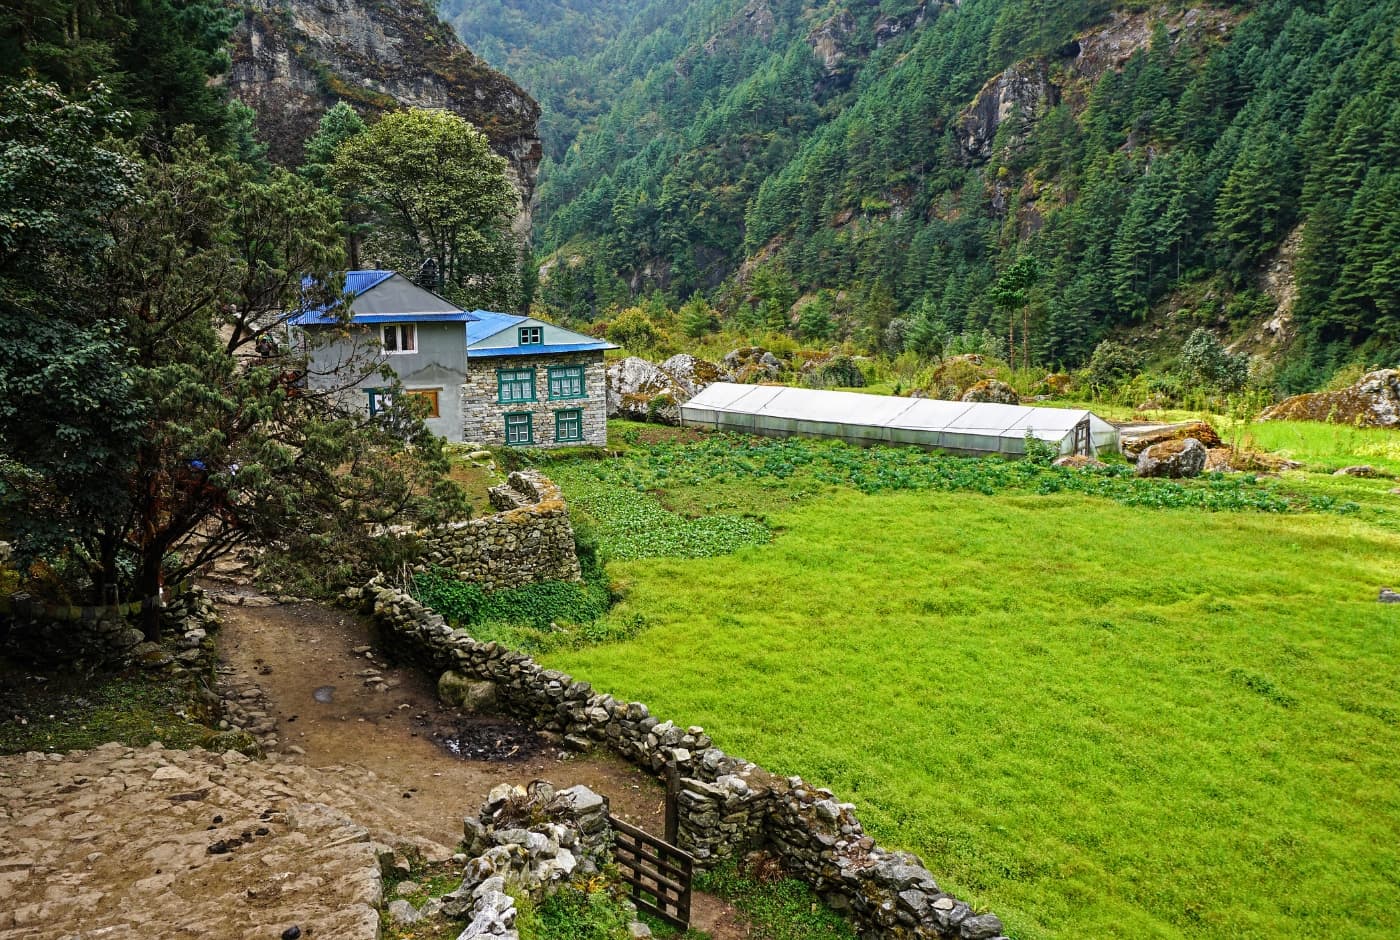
[609,815,693,929]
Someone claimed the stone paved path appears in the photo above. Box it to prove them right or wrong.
[0,743,446,940]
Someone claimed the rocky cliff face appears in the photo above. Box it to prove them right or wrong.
[227,0,542,211]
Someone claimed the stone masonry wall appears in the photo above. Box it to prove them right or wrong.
[413,470,581,591]
[461,351,608,449]
[346,579,1009,940]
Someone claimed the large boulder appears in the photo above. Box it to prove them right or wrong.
[659,354,730,399]
[1136,437,1208,479]
[960,379,1020,405]
[1120,421,1223,459]
[606,354,731,425]
[606,357,683,424]
[1260,368,1400,428]
[438,671,498,714]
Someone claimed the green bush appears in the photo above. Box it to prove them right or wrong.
[804,355,866,389]
[1087,339,1144,389]
[1179,327,1249,393]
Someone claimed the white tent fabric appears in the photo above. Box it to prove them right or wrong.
[679,383,1120,456]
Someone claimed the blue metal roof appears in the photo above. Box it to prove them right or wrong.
[469,342,615,358]
[344,270,395,296]
[466,310,526,344]
[287,270,478,326]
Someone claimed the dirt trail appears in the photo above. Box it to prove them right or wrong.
[217,599,751,937]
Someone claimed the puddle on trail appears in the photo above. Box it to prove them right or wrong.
[215,599,665,848]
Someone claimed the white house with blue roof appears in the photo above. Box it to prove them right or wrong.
[291,270,615,447]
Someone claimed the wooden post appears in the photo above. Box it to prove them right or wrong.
[665,764,680,847]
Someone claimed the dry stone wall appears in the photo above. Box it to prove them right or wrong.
[346,578,1009,940]
[413,470,581,590]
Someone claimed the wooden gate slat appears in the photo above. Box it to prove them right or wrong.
[609,814,693,929]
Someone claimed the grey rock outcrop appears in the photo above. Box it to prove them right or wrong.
[723,347,783,383]
[226,0,542,213]
[607,357,684,424]
[1261,369,1400,429]
[660,354,730,399]
[958,61,1056,163]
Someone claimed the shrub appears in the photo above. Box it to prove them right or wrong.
[796,297,836,341]
[605,306,663,351]
[679,296,718,338]
[805,355,866,389]
[1179,328,1249,393]
[1087,340,1143,389]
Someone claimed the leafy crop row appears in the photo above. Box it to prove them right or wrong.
[563,434,1360,517]
[547,466,771,560]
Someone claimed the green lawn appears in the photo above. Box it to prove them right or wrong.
[539,431,1400,939]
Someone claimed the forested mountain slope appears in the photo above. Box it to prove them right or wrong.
[440,0,688,162]
[451,0,1399,387]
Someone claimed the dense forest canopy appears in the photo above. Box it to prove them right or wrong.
[449,0,1400,388]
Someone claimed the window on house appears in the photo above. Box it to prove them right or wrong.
[547,365,585,400]
[518,326,543,345]
[405,388,440,418]
[505,412,533,445]
[366,388,393,416]
[497,368,536,403]
[381,323,417,354]
[555,409,583,443]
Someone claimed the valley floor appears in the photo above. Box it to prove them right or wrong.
[541,426,1400,939]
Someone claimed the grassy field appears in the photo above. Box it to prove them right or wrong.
[536,426,1400,940]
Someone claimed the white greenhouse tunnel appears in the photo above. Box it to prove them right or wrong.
[679,382,1120,457]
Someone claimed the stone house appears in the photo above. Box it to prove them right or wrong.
[290,270,615,447]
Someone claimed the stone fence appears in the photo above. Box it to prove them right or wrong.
[412,470,581,590]
[346,579,1008,940]
[0,581,205,667]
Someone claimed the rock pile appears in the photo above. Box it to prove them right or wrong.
[723,346,783,383]
[1260,368,1400,428]
[391,781,617,939]
[348,578,1008,939]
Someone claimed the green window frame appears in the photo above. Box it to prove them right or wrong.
[518,326,543,345]
[497,368,536,403]
[547,365,586,400]
[554,408,584,443]
[504,412,534,446]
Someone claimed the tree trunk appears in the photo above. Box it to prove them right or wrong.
[135,559,165,642]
